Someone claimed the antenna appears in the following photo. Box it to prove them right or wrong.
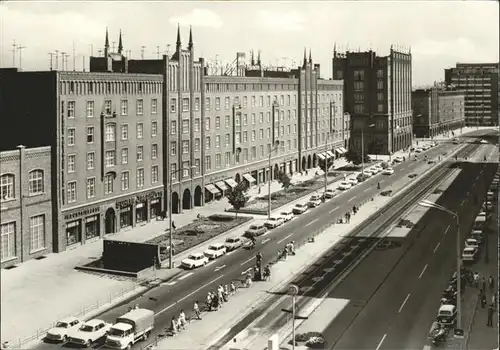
[48,52,54,70]
[55,50,60,69]
[82,55,85,72]
[65,53,70,70]
[127,50,131,58]
[156,46,160,59]
[17,45,27,69]
[72,41,76,71]
[61,52,67,70]
[89,44,94,57]
[141,46,146,59]
[11,40,17,67]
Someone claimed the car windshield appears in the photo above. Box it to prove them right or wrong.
[226,238,236,243]
[249,225,258,230]
[188,254,198,260]
[281,212,288,216]
[208,246,217,250]
[297,204,304,208]
[80,325,94,332]
[108,328,125,337]
[55,322,69,328]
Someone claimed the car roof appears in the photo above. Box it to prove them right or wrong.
[209,243,224,248]
[189,252,204,257]
[85,319,104,326]
[466,238,477,242]
[112,323,133,331]
[59,317,79,323]
[226,236,240,241]
[439,304,455,312]
[464,247,476,252]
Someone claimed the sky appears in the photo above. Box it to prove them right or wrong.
[1,0,498,87]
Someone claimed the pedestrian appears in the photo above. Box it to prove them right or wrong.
[343,174,347,181]
[206,292,212,310]
[213,291,220,310]
[488,276,495,293]
[473,272,480,288]
[218,288,224,304]
[193,301,202,320]
[487,303,494,327]
[481,277,487,291]
[347,212,351,223]
[224,285,230,300]
[480,290,487,308]
[172,221,176,230]
[230,281,237,295]
[352,205,356,215]
[170,316,178,335]
[178,310,187,329]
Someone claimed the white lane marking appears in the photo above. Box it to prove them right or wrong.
[460,199,465,206]
[348,196,356,202]
[206,261,215,267]
[444,225,450,235]
[364,188,370,193]
[400,166,405,171]
[433,242,440,254]
[164,281,177,286]
[398,293,411,313]
[379,180,384,183]
[329,206,339,213]
[277,233,294,244]
[241,267,253,275]
[375,334,387,350]
[261,238,271,244]
[178,272,193,280]
[423,345,431,350]
[215,265,226,272]
[157,274,224,315]
[225,251,234,256]
[418,264,428,279]
[304,218,318,228]
[240,257,254,266]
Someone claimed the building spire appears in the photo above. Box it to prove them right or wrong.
[303,47,307,67]
[176,23,181,50]
[188,25,193,50]
[105,27,110,49]
[118,29,123,54]
[309,49,312,64]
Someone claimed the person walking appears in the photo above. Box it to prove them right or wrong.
[230,281,237,295]
[487,303,494,327]
[178,310,187,329]
[481,276,487,291]
[480,290,487,308]
[488,276,495,293]
[193,301,202,320]
[170,316,178,335]
[473,272,480,288]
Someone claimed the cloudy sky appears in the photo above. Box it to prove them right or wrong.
[1,1,498,86]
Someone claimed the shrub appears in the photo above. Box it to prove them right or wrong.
[209,214,234,222]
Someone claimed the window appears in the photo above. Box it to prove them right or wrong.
[105,150,116,167]
[194,138,200,151]
[354,69,365,80]
[86,178,96,198]
[377,92,384,101]
[194,159,201,175]
[215,116,221,128]
[151,166,159,183]
[170,98,176,113]
[195,97,200,111]
[225,96,230,109]
[205,156,211,170]
[121,124,128,140]
[259,129,264,139]
[195,118,200,132]
[1,174,15,200]
[280,95,284,106]
[215,154,221,168]
[251,130,256,141]
[266,112,271,122]
[260,145,264,156]
[151,121,158,137]
[235,114,241,126]
[354,104,365,114]
[376,69,384,78]
[243,96,248,108]
[86,101,94,117]
[216,135,221,148]
[215,97,221,110]
[354,93,364,103]
[252,114,256,125]
[182,120,189,134]
[235,132,241,144]
[137,146,144,161]
[151,99,158,114]
[259,112,264,123]
[28,170,44,195]
[354,81,364,90]
[171,121,177,135]
[267,95,271,106]
[121,148,128,164]
[67,101,75,118]
[223,152,230,166]
[377,104,384,112]
[104,100,112,115]
[136,123,144,139]
[251,146,256,159]
[205,97,211,111]
[1,222,16,262]
[205,117,211,131]
[243,114,248,125]
[182,140,189,154]
[225,115,230,128]
[87,152,95,170]
[182,161,190,177]
[377,80,384,90]
[68,128,76,146]
[87,127,95,143]
[225,133,230,146]
[121,100,128,116]
[67,154,76,173]
[205,136,211,149]
[170,164,177,180]
[121,171,129,190]
[171,141,177,155]
[151,144,158,159]
[243,131,248,142]
[182,98,189,112]
[136,99,143,115]
[259,96,264,107]
[251,96,256,107]
[67,181,77,203]
[104,174,114,194]
[105,124,115,142]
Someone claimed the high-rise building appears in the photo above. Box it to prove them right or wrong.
[444,63,499,126]
[332,47,413,156]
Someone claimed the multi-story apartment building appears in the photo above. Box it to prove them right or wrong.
[444,63,499,126]
[332,47,412,155]
[1,146,53,268]
[412,85,466,138]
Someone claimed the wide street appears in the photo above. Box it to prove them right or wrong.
[33,131,491,350]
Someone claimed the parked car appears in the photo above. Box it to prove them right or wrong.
[346,177,358,185]
[204,243,227,259]
[338,181,352,190]
[307,195,322,208]
[383,168,395,175]
[453,138,460,144]
[292,203,308,215]
[67,319,112,348]
[224,237,243,251]
[462,247,478,262]
[363,169,374,177]
[357,173,370,182]
[46,317,81,342]
[470,230,483,244]
[422,144,431,150]
[436,304,457,327]
[483,201,493,211]
[369,166,381,174]
[244,223,267,237]
[430,141,437,147]
[479,139,488,144]
[415,148,423,153]
[181,252,209,269]
[279,210,294,222]
[264,216,285,229]
[324,189,337,199]
[464,238,479,250]
[394,156,404,163]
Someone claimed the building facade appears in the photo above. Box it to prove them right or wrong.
[412,85,466,138]
[444,63,499,126]
[1,146,53,268]
[332,47,412,155]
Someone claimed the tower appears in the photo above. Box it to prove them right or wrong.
[303,47,307,68]
[118,29,123,54]
[188,26,193,51]
[176,23,181,54]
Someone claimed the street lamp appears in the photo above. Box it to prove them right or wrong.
[323,132,333,197]
[268,140,280,219]
[168,165,196,269]
[361,124,375,175]
[418,199,463,335]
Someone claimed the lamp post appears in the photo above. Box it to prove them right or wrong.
[288,284,299,350]
[361,124,375,175]
[268,140,280,219]
[418,199,463,334]
[168,165,196,269]
[323,132,332,197]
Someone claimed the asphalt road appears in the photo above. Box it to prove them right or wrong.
[32,136,482,350]
[326,149,498,349]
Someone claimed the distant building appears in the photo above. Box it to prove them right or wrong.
[412,85,466,138]
[1,146,53,268]
[444,63,499,126]
[332,46,413,156]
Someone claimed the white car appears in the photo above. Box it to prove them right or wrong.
[204,243,227,259]
[224,237,243,251]
[464,238,479,250]
[347,177,358,185]
[279,210,294,222]
[462,247,478,261]
[422,144,431,150]
[480,139,488,144]
[363,170,373,177]
[373,165,383,172]
[307,195,322,208]
[394,156,404,163]
[415,148,423,153]
[264,216,284,229]
[292,203,308,215]
[369,167,380,174]
[46,317,81,342]
[338,181,352,190]
[324,189,337,199]
[67,319,111,347]
[181,252,209,269]
[383,168,395,175]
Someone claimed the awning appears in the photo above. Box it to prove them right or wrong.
[317,153,326,160]
[339,147,347,154]
[205,184,221,195]
[225,178,238,189]
[215,181,229,192]
[335,148,342,155]
[326,151,335,158]
[243,173,256,184]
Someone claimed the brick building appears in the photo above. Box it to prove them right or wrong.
[1,146,53,268]
[444,63,499,126]
[332,47,412,156]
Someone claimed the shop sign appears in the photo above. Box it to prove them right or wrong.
[136,190,162,203]
[116,190,162,209]
[64,207,100,220]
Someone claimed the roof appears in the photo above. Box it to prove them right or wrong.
[111,323,133,331]
[439,304,455,312]
[58,317,79,323]
[119,308,154,321]
[463,247,476,252]
[85,319,105,326]
[208,243,225,248]
[188,252,204,258]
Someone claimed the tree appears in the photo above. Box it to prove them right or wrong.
[369,139,384,161]
[345,149,371,166]
[226,182,248,218]
[319,157,332,173]
[277,170,292,197]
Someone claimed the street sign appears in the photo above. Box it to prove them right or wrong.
[287,284,299,296]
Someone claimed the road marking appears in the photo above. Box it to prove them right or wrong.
[348,196,356,202]
[178,272,193,280]
[261,238,271,244]
[241,267,253,275]
[163,281,177,286]
[277,233,294,244]
[240,257,254,266]
[400,166,405,171]
[304,218,318,228]
[329,206,339,213]
[444,225,450,235]
[398,293,411,313]
[206,261,214,267]
[225,251,234,256]
[375,334,387,350]
[460,199,465,206]
[157,274,224,315]
[433,242,440,254]
[423,345,431,350]
[215,265,226,272]
[364,188,370,193]
[418,264,428,279]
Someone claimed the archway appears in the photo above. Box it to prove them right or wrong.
[235,173,241,183]
[194,186,202,207]
[182,188,191,210]
[104,208,116,234]
[313,154,317,167]
[307,155,312,169]
[301,156,306,171]
[171,191,179,214]
[274,164,279,179]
